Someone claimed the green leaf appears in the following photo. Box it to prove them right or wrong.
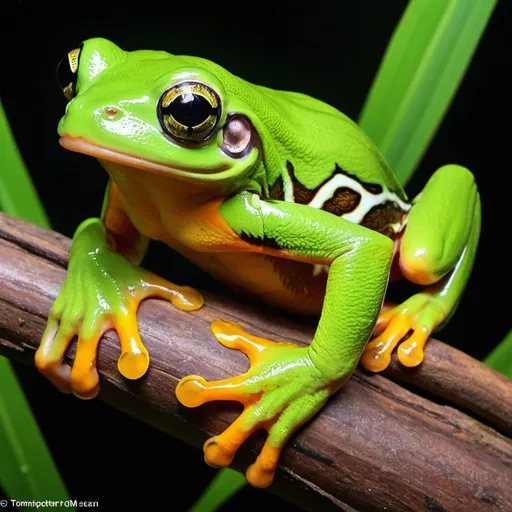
[484,329,512,379]
[358,0,497,186]
[0,101,72,510]
[0,100,50,228]
[0,359,71,510]
[188,469,247,512]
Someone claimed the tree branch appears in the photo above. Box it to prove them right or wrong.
[0,212,511,512]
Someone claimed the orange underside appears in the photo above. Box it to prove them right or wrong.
[100,155,405,318]
[99,159,332,316]
[180,249,329,316]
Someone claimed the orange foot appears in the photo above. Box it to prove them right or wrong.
[176,320,331,488]
[36,259,202,399]
[361,293,446,372]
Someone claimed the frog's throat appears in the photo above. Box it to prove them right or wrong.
[58,135,241,182]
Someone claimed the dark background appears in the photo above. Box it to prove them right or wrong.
[1,0,510,510]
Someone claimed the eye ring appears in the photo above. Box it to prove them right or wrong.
[57,45,82,101]
[157,81,222,144]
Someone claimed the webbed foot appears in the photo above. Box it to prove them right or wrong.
[361,293,446,372]
[35,220,203,398]
[176,320,332,488]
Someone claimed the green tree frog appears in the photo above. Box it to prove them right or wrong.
[35,38,481,488]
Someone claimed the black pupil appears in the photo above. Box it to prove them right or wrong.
[167,93,214,127]
[56,56,76,90]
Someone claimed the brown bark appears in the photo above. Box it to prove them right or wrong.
[0,212,511,512]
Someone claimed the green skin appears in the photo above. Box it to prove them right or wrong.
[35,38,480,486]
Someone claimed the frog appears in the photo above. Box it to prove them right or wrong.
[35,37,481,488]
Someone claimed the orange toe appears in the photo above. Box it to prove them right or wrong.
[246,443,281,488]
[204,437,236,468]
[398,329,428,367]
[361,314,412,372]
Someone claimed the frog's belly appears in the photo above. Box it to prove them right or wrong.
[175,248,328,317]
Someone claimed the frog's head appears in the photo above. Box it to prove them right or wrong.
[57,38,261,187]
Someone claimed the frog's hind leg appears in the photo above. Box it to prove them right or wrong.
[361,164,481,372]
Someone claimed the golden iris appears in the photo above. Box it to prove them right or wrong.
[157,81,222,143]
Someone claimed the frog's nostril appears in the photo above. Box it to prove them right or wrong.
[104,106,119,117]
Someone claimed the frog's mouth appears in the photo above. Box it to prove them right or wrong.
[59,136,231,179]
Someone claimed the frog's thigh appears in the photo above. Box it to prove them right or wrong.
[399,164,479,285]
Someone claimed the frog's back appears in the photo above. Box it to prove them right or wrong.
[239,80,411,238]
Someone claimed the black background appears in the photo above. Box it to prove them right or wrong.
[1,1,510,510]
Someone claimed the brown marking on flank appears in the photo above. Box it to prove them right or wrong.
[288,161,316,204]
[361,201,406,237]
[284,161,384,206]
[322,187,361,216]
[269,175,285,200]
[331,164,384,195]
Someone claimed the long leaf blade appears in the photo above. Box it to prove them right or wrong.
[358,0,497,186]
[484,329,512,379]
[0,100,50,228]
[189,469,247,512]
[0,359,71,509]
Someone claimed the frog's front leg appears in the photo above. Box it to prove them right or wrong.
[361,164,481,372]
[35,180,203,398]
[176,192,394,487]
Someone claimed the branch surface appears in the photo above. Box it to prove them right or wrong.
[0,212,511,512]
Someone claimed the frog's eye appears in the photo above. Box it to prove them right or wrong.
[56,46,82,101]
[157,81,222,143]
